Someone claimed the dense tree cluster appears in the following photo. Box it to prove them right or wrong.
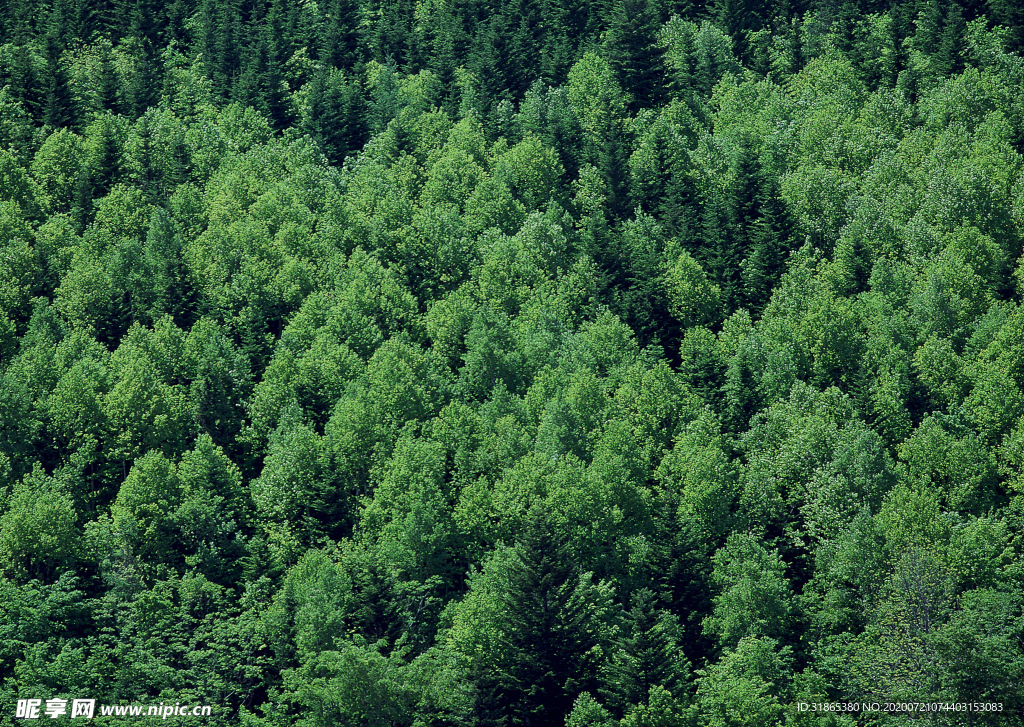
[3,0,1024,725]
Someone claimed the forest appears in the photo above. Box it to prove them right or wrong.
[2,0,1024,724]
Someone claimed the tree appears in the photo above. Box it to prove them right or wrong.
[174,434,250,582]
[988,0,1024,53]
[299,69,368,166]
[703,533,792,651]
[102,324,195,466]
[74,114,124,223]
[250,409,335,560]
[662,250,723,329]
[628,102,699,238]
[601,589,690,714]
[932,587,1024,717]
[41,31,77,130]
[659,19,742,102]
[565,693,614,727]
[603,0,668,112]
[319,0,361,69]
[695,637,793,727]
[566,53,631,218]
[450,506,616,726]
[0,199,37,331]
[32,129,86,216]
[0,465,79,581]
[360,432,458,586]
[109,449,181,563]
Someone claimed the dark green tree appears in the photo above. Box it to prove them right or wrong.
[600,588,690,715]
[477,506,614,726]
[300,69,368,165]
[603,0,668,112]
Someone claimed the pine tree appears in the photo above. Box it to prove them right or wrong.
[739,148,795,314]
[713,0,768,61]
[934,0,965,77]
[42,32,77,130]
[122,0,164,116]
[369,0,419,68]
[480,505,612,726]
[421,0,460,95]
[912,0,944,58]
[165,0,190,45]
[75,114,121,224]
[700,188,741,313]
[730,141,765,310]
[234,29,290,128]
[989,0,1024,53]
[208,0,243,101]
[505,4,543,98]
[45,0,81,49]
[125,47,160,119]
[731,141,761,240]
[600,589,690,715]
[302,69,369,165]
[742,218,782,314]
[468,14,506,127]
[320,0,361,69]
[82,0,119,40]
[538,0,574,84]
[7,44,42,121]
[86,44,120,117]
[603,0,667,112]
[267,0,305,66]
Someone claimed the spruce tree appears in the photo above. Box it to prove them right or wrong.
[701,188,741,313]
[603,0,667,113]
[7,44,42,120]
[302,69,369,165]
[320,0,361,69]
[81,0,118,40]
[90,47,121,116]
[600,589,690,714]
[506,6,542,98]
[989,0,1024,53]
[481,505,611,726]
[935,0,965,77]
[125,49,159,119]
[75,114,121,222]
[713,0,768,61]
[468,14,507,129]
[370,0,419,68]
[41,33,76,129]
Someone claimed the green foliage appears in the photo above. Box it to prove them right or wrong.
[704,533,792,650]
[694,636,793,727]
[5,3,1024,725]
[601,588,690,713]
[663,250,723,328]
[0,466,80,580]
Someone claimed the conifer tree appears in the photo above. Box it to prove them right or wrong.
[989,0,1024,52]
[935,0,965,77]
[7,44,42,120]
[480,505,613,726]
[301,69,368,165]
[600,589,690,715]
[700,188,742,313]
[603,0,667,112]
[320,0,361,69]
[41,33,76,130]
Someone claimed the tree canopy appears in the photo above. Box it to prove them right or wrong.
[2,0,1024,725]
